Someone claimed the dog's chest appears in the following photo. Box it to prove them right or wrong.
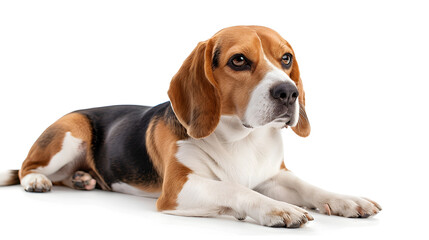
[176,117,284,189]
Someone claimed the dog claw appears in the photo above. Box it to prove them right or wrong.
[324,203,332,216]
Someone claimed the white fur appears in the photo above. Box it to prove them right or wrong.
[254,170,381,217]
[37,131,85,181]
[169,115,380,223]
[20,173,52,191]
[111,182,160,199]
[164,174,310,227]
[0,171,15,185]
[176,115,284,188]
[243,55,299,127]
[168,115,313,226]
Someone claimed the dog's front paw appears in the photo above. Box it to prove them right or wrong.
[256,202,314,228]
[316,194,382,218]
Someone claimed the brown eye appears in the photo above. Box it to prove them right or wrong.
[281,53,293,69]
[233,55,246,67]
[228,54,251,71]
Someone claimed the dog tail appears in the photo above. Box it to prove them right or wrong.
[0,170,20,186]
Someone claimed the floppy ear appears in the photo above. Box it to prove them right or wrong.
[167,39,221,139]
[290,58,311,137]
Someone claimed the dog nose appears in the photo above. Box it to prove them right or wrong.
[270,82,299,106]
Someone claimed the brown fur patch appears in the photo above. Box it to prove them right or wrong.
[145,118,166,180]
[156,160,192,211]
[280,161,288,171]
[36,125,62,148]
[20,124,66,179]
[168,40,221,139]
[146,119,192,211]
[210,27,270,117]
[19,113,109,190]
[292,102,311,137]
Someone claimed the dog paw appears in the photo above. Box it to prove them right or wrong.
[257,202,314,228]
[72,171,96,190]
[21,173,52,193]
[316,195,382,218]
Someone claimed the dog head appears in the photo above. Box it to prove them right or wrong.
[168,26,310,139]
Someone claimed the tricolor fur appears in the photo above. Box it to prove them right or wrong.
[0,26,381,228]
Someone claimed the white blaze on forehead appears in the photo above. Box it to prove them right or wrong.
[263,54,296,87]
[258,37,296,86]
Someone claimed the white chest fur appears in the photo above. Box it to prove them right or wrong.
[176,115,285,189]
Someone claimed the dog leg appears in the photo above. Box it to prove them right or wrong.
[254,170,382,218]
[19,113,97,193]
[159,174,313,228]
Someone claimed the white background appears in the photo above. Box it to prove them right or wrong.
[1,0,428,239]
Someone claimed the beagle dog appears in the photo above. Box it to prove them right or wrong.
[0,26,381,228]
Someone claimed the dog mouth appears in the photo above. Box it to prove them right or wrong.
[242,112,293,129]
[273,113,293,127]
[276,112,291,120]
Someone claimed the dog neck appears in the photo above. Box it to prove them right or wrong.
[211,115,283,143]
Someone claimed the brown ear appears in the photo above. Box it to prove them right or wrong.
[167,40,221,139]
[290,58,311,137]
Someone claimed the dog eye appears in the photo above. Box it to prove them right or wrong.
[233,56,246,66]
[281,53,293,69]
[228,54,251,71]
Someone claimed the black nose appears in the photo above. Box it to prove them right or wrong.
[270,82,299,106]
